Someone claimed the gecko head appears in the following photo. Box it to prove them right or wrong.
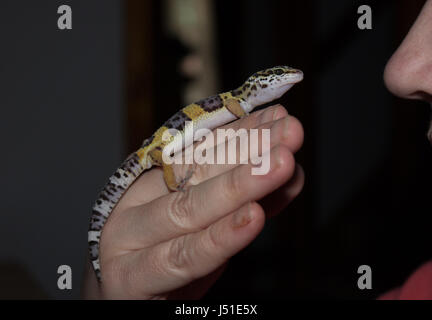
[233,66,303,109]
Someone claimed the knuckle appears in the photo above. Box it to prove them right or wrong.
[190,164,210,183]
[146,248,165,275]
[144,247,175,282]
[165,237,193,279]
[167,188,195,231]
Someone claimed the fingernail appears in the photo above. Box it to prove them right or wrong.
[232,203,252,228]
[272,106,287,121]
[260,108,276,124]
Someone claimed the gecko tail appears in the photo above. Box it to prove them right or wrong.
[88,152,145,281]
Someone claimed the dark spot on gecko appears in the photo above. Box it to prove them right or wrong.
[116,184,125,190]
[107,182,116,189]
[262,84,268,88]
[196,94,223,112]
[104,189,114,197]
[231,89,243,96]
[164,111,191,130]
[92,210,104,218]
[251,84,257,91]
[142,136,154,147]
[180,110,192,120]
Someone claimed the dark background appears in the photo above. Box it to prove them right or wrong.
[0,0,431,299]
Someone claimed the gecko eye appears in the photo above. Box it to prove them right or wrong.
[274,69,283,75]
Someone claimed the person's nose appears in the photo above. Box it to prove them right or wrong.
[384,3,432,102]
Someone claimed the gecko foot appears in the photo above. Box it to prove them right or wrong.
[176,164,196,192]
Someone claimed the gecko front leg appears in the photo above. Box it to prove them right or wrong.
[225,98,248,118]
[161,99,244,190]
[148,148,194,191]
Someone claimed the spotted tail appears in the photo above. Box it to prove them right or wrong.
[88,152,145,281]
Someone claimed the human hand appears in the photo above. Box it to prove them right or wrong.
[82,104,304,299]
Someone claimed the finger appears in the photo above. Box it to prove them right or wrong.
[186,115,303,186]
[218,104,288,131]
[110,201,265,296]
[107,145,295,250]
[165,105,292,188]
[259,164,305,219]
[113,105,290,207]
[278,115,303,154]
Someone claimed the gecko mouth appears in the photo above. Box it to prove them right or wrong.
[286,72,304,84]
